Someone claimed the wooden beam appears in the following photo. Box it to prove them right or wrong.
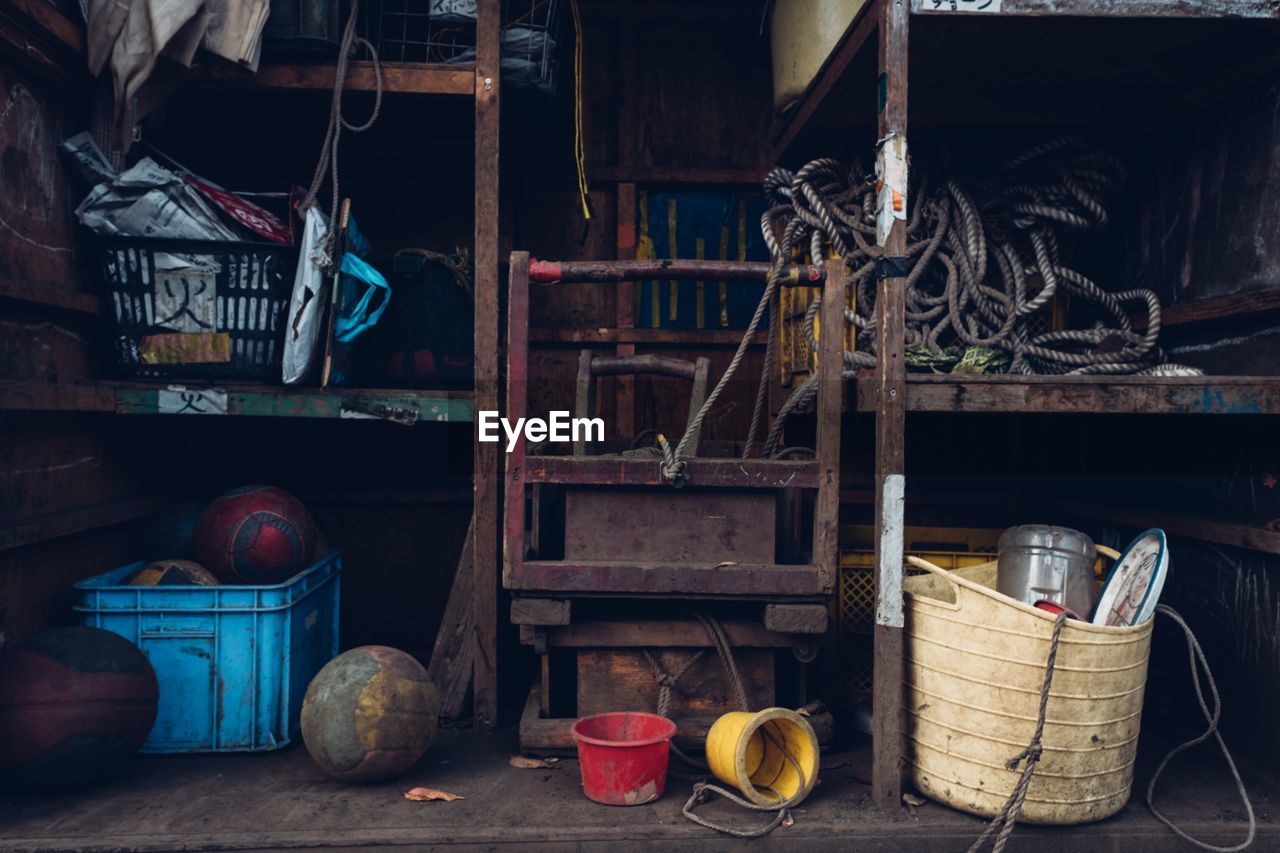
[532,620,797,648]
[851,375,1280,415]
[509,597,571,626]
[0,497,164,552]
[529,327,768,345]
[872,0,908,811]
[522,456,819,489]
[1161,287,1280,327]
[615,182,638,440]
[113,385,473,422]
[910,0,1280,17]
[813,259,847,599]
[1073,507,1280,556]
[509,561,829,598]
[2,0,85,55]
[471,0,502,733]
[255,61,474,95]
[594,166,768,186]
[0,381,115,413]
[764,603,830,635]
[427,520,475,720]
[0,276,100,315]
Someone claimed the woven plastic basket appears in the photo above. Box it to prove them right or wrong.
[902,554,1153,825]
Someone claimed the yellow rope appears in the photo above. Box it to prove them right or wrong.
[569,0,591,222]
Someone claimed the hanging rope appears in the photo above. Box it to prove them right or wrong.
[568,0,592,224]
[301,0,384,274]
[967,610,1067,853]
[1146,605,1256,853]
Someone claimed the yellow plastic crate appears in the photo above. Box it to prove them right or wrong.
[836,526,1001,708]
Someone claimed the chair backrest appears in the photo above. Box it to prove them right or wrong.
[574,350,711,456]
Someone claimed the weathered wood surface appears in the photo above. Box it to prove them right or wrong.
[764,603,830,635]
[472,0,502,732]
[872,0,909,812]
[0,381,115,412]
[0,496,164,552]
[850,376,1280,415]
[427,521,475,720]
[1073,507,1280,556]
[509,597,571,626]
[254,62,474,95]
[528,620,800,648]
[529,259,817,284]
[593,166,769,185]
[1161,287,1280,327]
[563,489,776,565]
[0,275,100,315]
[911,0,1280,17]
[577,648,774,718]
[522,456,819,489]
[509,560,828,598]
[529,327,769,345]
[813,261,848,599]
[114,385,473,422]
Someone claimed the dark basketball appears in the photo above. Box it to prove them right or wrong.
[129,560,219,587]
[0,626,158,791]
[194,485,317,584]
[300,646,440,783]
[141,502,206,562]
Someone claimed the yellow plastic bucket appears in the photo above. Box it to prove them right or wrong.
[704,708,819,807]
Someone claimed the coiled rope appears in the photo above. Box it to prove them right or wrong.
[657,140,1202,480]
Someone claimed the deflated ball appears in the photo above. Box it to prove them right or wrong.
[0,626,158,791]
[301,646,439,783]
[129,560,220,587]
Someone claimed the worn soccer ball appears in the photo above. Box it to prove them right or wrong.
[129,559,219,587]
[194,485,317,584]
[300,646,440,783]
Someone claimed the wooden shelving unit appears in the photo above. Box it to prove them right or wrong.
[254,61,475,96]
[768,0,1280,809]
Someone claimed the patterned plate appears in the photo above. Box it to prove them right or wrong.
[1091,529,1168,627]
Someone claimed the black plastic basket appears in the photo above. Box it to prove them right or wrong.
[100,237,296,381]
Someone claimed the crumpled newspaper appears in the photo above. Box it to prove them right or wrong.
[74,156,242,242]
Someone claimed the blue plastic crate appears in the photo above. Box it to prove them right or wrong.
[74,550,341,753]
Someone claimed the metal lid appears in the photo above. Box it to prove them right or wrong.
[998,524,1095,557]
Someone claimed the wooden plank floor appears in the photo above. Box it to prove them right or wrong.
[1,727,1271,851]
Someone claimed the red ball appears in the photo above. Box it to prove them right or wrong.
[0,626,158,791]
[194,485,317,584]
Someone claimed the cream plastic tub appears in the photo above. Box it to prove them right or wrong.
[770,0,870,113]
[902,558,1154,824]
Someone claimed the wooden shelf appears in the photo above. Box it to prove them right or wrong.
[0,380,473,423]
[213,61,475,96]
[849,375,1280,415]
[772,0,1280,163]
[1071,505,1280,556]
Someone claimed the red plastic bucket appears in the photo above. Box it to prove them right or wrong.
[571,712,676,806]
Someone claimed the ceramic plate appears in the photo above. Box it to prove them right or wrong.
[1091,528,1168,627]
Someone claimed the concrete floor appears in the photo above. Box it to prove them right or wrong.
[1,727,1273,852]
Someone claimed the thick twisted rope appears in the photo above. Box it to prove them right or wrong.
[967,610,1067,853]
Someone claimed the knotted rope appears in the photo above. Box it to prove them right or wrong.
[967,610,1067,853]
[968,605,1256,853]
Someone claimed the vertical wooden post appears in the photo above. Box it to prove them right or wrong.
[813,262,847,599]
[472,0,501,732]
[615,182,637,436]
[872,0,908,809]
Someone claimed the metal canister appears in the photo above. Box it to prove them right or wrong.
[996,525,1095,616]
